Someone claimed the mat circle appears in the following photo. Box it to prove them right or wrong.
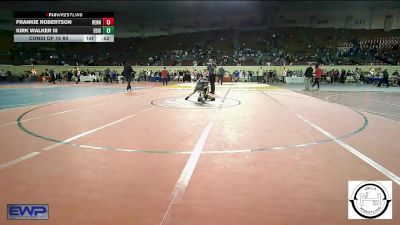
[16,93,368,155]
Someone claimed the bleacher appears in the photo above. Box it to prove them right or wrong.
[1,27,399,66]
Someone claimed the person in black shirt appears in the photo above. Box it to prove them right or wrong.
[340,69,346,84]
[304,66,313,90]
[50,69,56,84]
[268,70,273,83]
[123,62,133,91]
[207,60,217,94]
[67,69,73,82]
[378,69,390,87]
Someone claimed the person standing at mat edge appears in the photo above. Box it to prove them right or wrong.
[161,67,169,85]
[312,64,322,90]
[218,66,225,85]
[207,59,216,94]
[50,68,56,84]
[123,62,133,91]
[304,66,313,91]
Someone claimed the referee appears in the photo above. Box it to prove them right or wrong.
[207,59,217,94]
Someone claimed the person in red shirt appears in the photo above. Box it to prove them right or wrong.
[312,64,323,90]
[161,67,169,85]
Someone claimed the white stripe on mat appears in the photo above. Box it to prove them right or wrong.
[159,90,229,225]
[0,106,155,169]
[0,152,41,169]
[42,107,155,151]
[297,114,400,186]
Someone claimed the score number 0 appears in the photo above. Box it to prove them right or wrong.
[102,18,114,26]
[102,18,114,35]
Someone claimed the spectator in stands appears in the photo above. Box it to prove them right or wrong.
[56,70,62,82]
[267,70,273,83]
[183,70,189,81]
[150,70,156,81]
[359,70,365,83]
[67,69,73,81]
[123,62,133,91]
[50,69,56,84]
[392,70,399,86]
[111,70,117,83]
[42,69,50,83]
[0,69,6,82]
[340,69,346,84]
[327,69,334,83]
[312,64,322,90]
[248,71,253,82]
[304,66,313,91]
[73,67,80,84]
[168,70,172,82]
[191,69,198,82]
[161,67,169,85]
[334,70,340,83]
[354,68,361,83]
[105,67,111,83]
[256,70,261,83]
[31,68,37,76]
[378,69,389,87]
[218,67,225,85]
[282,68,288,78]
[232,70,239,82]
[262,71,267,83]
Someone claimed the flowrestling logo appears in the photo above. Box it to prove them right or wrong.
[348,181,392,219]
[7,204,49,220]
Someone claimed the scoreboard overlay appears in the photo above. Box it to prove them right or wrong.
[14,12,114,42]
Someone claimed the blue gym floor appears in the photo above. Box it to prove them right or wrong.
[0,85,131,110]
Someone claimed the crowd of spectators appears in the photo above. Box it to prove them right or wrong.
[1,28,399,68]
[3,65,400,88]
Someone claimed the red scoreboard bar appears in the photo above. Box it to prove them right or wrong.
[102,18,114,26]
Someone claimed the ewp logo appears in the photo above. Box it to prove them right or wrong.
[7,204,49,220]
